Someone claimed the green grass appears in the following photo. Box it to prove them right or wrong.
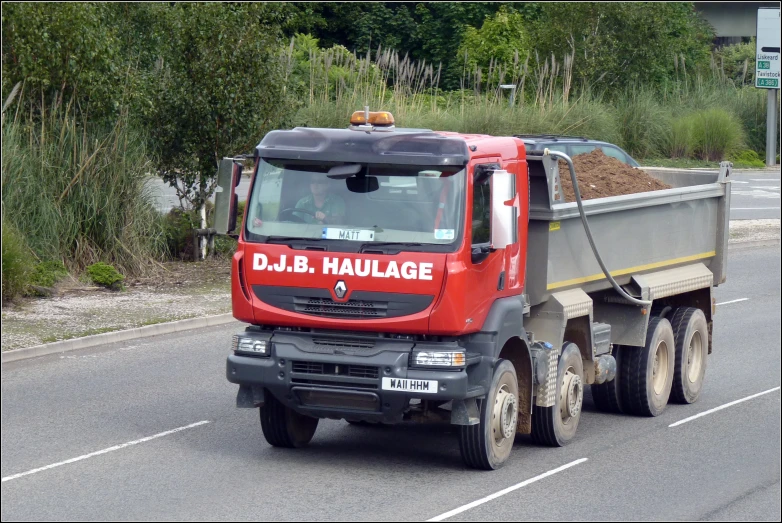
[2,92,167,276]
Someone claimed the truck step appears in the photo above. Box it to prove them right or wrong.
[592,322,612,356]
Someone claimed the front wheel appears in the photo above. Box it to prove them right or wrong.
[531,343,584,446]
[459,360,519,470]
[260,394,319,448]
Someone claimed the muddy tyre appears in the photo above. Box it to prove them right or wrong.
[669,307,708,404]
[620,317,675,417]
[459,360,518,470]
[531,343,584,446]
[260,394,319,448]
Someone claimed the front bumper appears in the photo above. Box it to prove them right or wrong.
[226,330,487,423]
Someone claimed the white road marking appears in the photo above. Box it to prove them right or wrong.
[669,387,781,428]
[731,207,781,210]
[1,420,211,483]
[427,458,588,521]
[750,186,780,190]
[750,179,781,182]
[715,298,749,306]
[731,181,749,184]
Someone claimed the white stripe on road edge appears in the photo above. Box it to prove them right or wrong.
[715,298,749,306]
[427,458,588,522]
[1,421,210,483]
[669,387,781,428]
[750,179,781,182]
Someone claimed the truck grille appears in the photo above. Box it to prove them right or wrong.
[312,337,376,350]
[253,286,433,320]
[294,297,387,318]
[292,361,379,379]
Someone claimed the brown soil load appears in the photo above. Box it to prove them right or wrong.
[558,149,671,201]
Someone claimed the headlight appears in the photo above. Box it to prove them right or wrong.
[232,335,270,356]
[412,350,465,368]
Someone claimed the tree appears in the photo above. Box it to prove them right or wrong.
[458,7,531,79]
[1,3,129,121]
[530,3,714,91]
[144,3,293,212]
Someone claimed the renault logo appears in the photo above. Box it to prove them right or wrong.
[334,280,348,299]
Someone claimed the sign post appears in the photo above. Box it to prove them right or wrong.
[756,8,780,166]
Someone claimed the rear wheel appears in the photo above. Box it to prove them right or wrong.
[531,343,584,446]
[260,394,319,448]
[591,346,624,414]
[620,317,675,416]
[669,307,708,404]
[459,360,518,470]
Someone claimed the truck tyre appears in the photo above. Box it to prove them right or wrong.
[669,307,708,404]
[591,346,624,414]
[620,317,675,416]
[531,343,584,446]
[260,394,319,448]
[459,360,518,470]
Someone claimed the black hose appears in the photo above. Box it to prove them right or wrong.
[545,149,651,307]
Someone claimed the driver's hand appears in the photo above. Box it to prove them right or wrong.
[315,211,326,222]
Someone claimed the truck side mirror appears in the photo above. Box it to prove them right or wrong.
[490,169,517,250]
[214,158,243,235]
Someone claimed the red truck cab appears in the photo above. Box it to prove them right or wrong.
[224,111,536,469]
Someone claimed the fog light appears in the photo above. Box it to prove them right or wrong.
[413,351,465,367]
[233,335,269,356]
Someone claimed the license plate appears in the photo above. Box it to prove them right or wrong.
[381,377,438,394]
[322,227,375,241]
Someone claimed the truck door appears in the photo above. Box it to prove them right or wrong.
[463,160,522,330]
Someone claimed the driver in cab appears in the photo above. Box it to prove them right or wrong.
[252,174,346,227]
[293,174,346,224]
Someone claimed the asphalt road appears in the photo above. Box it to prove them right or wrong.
[729,171,781,220]
[1,245,780,521]
[145,170,780,220]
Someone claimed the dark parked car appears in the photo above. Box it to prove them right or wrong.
[516,135,640,167]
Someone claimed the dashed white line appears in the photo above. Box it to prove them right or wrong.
[669,387,781,428]
[750,179,781,182]
[715,298,749,306]
[1,420,211,483]
[427,458,588,521]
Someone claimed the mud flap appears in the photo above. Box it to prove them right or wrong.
[450,398,480,425]
[236,384,266,408]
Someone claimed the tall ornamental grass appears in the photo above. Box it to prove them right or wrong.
[1,93,167,275]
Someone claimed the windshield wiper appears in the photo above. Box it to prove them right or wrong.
[359,242,425,253]
[263,235,326,244]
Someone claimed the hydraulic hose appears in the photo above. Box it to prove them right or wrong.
[544,148,652,307]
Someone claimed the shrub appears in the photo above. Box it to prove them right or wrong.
[29,261,69,288]
[1,221,34,301]
[86,262,125,290]
[690,108,743,161]
[730,149,765,168]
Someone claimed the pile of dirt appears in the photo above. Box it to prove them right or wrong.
[558,149,671,201]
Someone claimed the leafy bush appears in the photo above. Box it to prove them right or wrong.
[1,221,33,301]
[29,261,69,288]
[86,262,125,290]
[690,109,744,161]
[730,149,765,168]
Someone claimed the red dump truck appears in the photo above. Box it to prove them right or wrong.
[214,110,731,470]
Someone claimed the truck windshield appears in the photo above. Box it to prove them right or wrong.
[245,159,465,248]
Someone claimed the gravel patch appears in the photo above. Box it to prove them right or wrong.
[729,219,781,243]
